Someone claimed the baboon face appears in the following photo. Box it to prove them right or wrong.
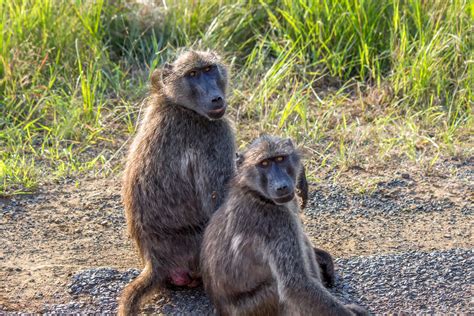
[159,51,228,120]
[237,136,301,204]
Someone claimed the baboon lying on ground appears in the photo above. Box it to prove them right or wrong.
[119,51,236,315]
[201,136,367,316]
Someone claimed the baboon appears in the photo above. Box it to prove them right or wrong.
[201,136,367,316]
[236,151,334,287]
[119,51,236,315]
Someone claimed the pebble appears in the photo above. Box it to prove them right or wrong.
[306,182,459,218]
[32,248,472,314]
[333,248,473,314]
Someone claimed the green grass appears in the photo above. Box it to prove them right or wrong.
[1,0,472,195]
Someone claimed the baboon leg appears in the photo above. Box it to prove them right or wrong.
[304,237,323,281]
[224,283,280,316]
[118,262,160,316]
[313,247,335,288]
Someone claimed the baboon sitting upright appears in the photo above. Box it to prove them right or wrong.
[201,136,367,316]
[119,51,235,315]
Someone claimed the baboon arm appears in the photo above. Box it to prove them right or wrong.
[266,229,355,316]
[303,236,322,280]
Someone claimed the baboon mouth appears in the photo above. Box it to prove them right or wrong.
[207,106,226,119]
[273,193,295,204]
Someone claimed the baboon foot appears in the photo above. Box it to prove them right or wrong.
[313,247,335,287]
[345,304,369,316]
[186,277,201,288]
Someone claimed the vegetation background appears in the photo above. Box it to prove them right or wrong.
[1,1,473,313]
[1,0,472,195]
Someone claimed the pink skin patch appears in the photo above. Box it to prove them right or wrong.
[168,268,202,287]
[169,268,193,286]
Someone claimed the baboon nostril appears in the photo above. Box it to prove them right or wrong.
[211,96,224,110]
[212,96,223,103]
[276,185,289,192]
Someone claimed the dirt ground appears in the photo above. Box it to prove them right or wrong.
[1,157,472,314]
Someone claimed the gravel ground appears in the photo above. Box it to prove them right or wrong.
[1,158,472,314]
[333,248,473,314]
[307,180,468,218]
[37,248,473,314]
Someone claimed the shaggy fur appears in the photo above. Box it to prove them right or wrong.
[119,50,235,315]
[201,136,367,316]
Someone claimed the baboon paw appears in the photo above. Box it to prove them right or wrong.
[345,304,369,316]
[187,278,202,288]
[322,270,335,288]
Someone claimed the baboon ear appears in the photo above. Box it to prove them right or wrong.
[282,138,294,149]
[235,152,245,167]
[161,62,172,79]
[210,51,221,60]
[150,69,162,92]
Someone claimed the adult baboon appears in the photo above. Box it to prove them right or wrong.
[119,50,235,315]
[201,136,367,316]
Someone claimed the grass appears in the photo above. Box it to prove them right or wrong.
[0,0,472,195]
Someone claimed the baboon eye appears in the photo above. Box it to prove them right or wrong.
[204,66,212,72]
[275,156,285,162]
[188,70,197,77]
[259,160,270,167]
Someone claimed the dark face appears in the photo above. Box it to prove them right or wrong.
[165,63,227,120]
[185,65,226,119]
[254,154,298,204]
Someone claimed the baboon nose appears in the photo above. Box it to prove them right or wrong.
[207,96,226,119]
[276,185,289,195]
[211,96,224,108]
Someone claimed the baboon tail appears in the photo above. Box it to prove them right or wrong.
[118,263,157,316]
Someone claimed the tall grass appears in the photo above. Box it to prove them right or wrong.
[0,0,472,195]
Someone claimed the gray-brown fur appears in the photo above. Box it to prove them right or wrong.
[119,51,236,315]
[296,165,309,209]
[295,167,335,287]
[201,136,367,316]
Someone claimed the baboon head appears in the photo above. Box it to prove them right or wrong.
[236,135,301,204]
[151,50,229,120]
